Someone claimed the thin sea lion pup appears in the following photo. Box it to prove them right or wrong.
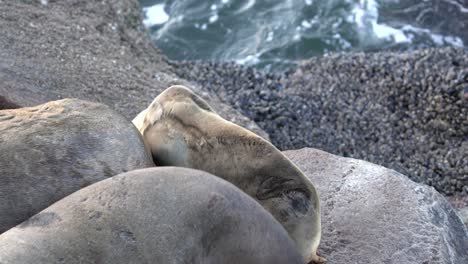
[133,86,325,263]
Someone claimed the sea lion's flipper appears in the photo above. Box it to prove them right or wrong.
[308,253,326,264]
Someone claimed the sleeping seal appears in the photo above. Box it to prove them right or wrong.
[133,85,325,263]
[0,99,153,234]
[0,167,302,264]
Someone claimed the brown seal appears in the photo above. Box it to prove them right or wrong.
[133,85,325,263]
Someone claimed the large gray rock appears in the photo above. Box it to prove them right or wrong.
[461,208,468,227]
[284,148,468,264]
[447,195,468,228]
[0,0,268,139]
[0,99,154,234]
[0,167,302,264]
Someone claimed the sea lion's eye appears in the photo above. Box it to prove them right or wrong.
[286,190,310,214]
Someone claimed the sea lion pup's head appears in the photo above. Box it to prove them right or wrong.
[133,85,324,263]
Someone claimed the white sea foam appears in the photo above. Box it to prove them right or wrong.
[372,22,410,43]
[430,34,444,45]
[349,0,463,46]
[401,25,464,47]
[40,0,48,5]
[442,36,464,47]
[236,54,260,65]
[266,31,274,42]
[351,0,410,43]
[152,15,183,41]
[301,20,311,28]
[209,14,219,23]
[352,2,366,28]
[235,0,256,14]
[143,4,170,27]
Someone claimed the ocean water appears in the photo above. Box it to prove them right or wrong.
[139,0,467,71]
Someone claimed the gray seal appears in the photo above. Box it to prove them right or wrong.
[0,99,154,234]
[0,167,303,264]
[133,85,325,263]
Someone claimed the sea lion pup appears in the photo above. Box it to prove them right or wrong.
[0,167,303,264]
[133,85,325,263]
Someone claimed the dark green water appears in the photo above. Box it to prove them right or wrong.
[140,0,467,71]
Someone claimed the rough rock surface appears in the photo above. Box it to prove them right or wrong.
[460,208,468,227]
[0,167,302,264]
[173,48,468,196]
[0,99,154,234]
[448,195,468,227]
[0,0,268,139]
[284,148,468,264]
